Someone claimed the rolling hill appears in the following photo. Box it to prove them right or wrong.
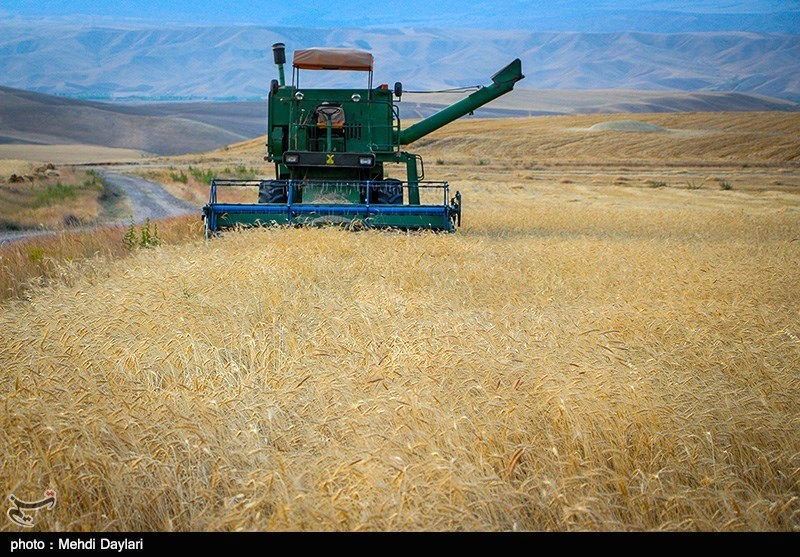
[400,89,799,118]
[1,85,797,158]
[0,86,250,156]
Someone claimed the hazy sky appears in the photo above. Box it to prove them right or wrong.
[1,1,797,30]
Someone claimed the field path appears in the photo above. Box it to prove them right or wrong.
[0,228,57,245]
[100,170,198,223]
[0,170,198,244]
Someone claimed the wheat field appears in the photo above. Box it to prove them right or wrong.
[1,113,799,531]
[0,145,148,165]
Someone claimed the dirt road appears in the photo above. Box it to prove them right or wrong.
[0,171,198,244]
[100,171,197,223]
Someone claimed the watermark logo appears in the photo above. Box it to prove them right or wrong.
[7,489,56,528]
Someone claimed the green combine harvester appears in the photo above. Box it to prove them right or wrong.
[202,43,524,236]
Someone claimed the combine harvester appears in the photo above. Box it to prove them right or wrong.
[202,43,524,237]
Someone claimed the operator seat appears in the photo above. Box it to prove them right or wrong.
[315,103,345,129]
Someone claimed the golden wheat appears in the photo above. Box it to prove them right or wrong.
[1,166,798,530]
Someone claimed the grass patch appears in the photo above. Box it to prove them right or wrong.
[169,170,189,184]
[189,166,215,184]
[33,182,78,207]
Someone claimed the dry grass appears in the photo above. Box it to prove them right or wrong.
[0,144,148,164]
[144,112,800,209]
[0,168,124,231]
[0,159,40,177]
[0,215,201,300]
[135,165,261,205]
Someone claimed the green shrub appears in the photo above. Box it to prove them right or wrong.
[169,170,188,184]
[124,217,161,250]
[189,166,215,184]
[27,246,46,263]
[34,182,77,207]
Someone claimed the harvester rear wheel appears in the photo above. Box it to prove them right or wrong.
[258,181,288,203]
[374,178,403,205]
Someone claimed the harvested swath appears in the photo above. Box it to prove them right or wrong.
[588,121,667,133]
[211,112,800,166]
[1,174,798,531]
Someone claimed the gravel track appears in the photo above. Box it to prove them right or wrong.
[101,170,197,222]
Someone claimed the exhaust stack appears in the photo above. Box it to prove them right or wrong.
[272,43,286,86]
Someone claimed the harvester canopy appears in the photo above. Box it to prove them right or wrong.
[292,48,374,71]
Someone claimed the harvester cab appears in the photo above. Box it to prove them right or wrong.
[202,43,524,236]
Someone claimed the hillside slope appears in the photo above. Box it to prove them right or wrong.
[210,112,800,167]
[405,89,799,117]
[412,112,800,166]
[0,86,248,156]
[3,86,795,160]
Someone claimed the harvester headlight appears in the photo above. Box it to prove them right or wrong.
[359,156,374,166]
[284,154,299,163]
[351,93,361,103]
[295,91,304,100]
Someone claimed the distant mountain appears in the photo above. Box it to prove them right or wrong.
[0,24,798,102]
[1,2,799,33]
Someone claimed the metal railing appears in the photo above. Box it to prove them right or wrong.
[207,178,451,207]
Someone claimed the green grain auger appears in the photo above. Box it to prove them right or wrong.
[202,43,524,236]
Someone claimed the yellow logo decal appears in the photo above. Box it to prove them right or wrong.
[326,154,335,165]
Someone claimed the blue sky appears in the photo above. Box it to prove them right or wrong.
[1,1,797,31]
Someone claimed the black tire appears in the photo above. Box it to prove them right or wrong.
[258,181,287,203]
[374,178,403,204]
[270,79,279,96]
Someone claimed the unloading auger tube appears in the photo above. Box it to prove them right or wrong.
[202,43,524,237]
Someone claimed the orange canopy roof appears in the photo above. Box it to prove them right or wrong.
[292,48,374,71]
